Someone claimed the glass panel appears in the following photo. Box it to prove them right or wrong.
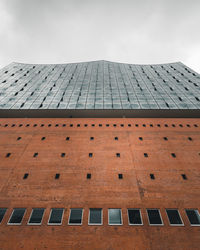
[186,209,200,225]
[128,209,142,225]
[166,209,183,225]
[69,209,83,224]
[49,208,64,224]
[109,209,122,225]
[8,208,26,224]
[0,208,7,223]
[28,208,45,224]
[147,209,163,225]
[89,209,102,224]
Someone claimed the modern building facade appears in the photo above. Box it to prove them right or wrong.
[0,61,199,249]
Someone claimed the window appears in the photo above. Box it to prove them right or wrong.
[150,174,155,180]
[135,124,138,127]
[150,124,153,127]
[147,209,163,225]
[48,208,64,225]
[181,174,187,180]
[48,124,51,127]
[23,173,29,179]
[55,124,59,127]
[179,124,183,127]
[33,152,38,157]
[77,124,80,127]
[66,137,70,141]
[171,153,176,158]
[185,209,200,226]
[99,124,102,127]
[0,208,7,223]
[89,153,93,157]
[164,124,168,127]
[144,153,148,157]
[139,137,143,141]
[116,153,120,157]
[62,124,66,127]
[17,137,21,140]
[172,124,176,127]
[41,124,44,127]
[142,124,146,127]
[106,124,109,127]
[28,208,45,225]
[11,124,15,127]
[89,208,102,225]
[128,209,142,225]
[114,137,118,140]
[61,153,65,157]
[163,137,168,141]
[113,124,116,127]
[55,173,60,179]
[6,153,11,158]
[188,137,192,141]
[91,124,95,127]
[186,124,190,127]
[90,137,94,140]
[8,208,26,225]
[120,124,124,127]
[68,208,83,225]
[26,124,30,127]
[166,209,183,225]
[157,124,160,127]
[108,209,122,225]
[87,173,91,179]
[84,124,88,127]
[118,174,123,179]
[33,124,37,127]
[41,137,46,140]
[70,124,73,127]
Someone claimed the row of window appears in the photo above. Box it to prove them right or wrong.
[21,173,188,180]
[0,123,199,128]
[1,208,199,226]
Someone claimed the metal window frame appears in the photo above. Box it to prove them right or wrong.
[7,208,26,225]
[185,209,200,227]
[88,208,103,225]
[165,209,184,226]
[0,208,7,224]
[146,209,164,226]
[127,208,143,226]
[48,208,64,226]
[27,208,45,225]
[108,208,123,226]
[68,208,83,225]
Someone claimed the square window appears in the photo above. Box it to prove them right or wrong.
[185,209,200,226]
[106,124,109,127]
[115,137,118,140]
[0,208,7,223]
[6,153,11,158]
[128,209,142,225]
[90,137,94,140]
[70,124,73,127]
[84,124,88,127]
[128,124,131,127]
[144,153,148,157]
[48,208,64,225]
[171,153,176,158]
[99,124,102,127]
[8,208,26,225]
[89,208,102,225]
[188,137,192,141]
[33,152,38,157]
[150,174,155,180]
[116,153,120,157]
[108,209,122,225]
[68,208,83,225]
[163,137,168,141]
[48,124,51,127]
[28,208,45,225]
[181,174,187,180]
[139,137,143,141]
[147,209,163,225]
[166,209,183,226]
[66,137,70,141]
[55,124,59,127]
[17,137,21,140]
[77,124,80,127]
[23,173,29,179]
[61,153,65,157]
[41,137,46,140]
[87,173,91,179]
[118,174,123,179]
[89,153,93,157]
[55,173,60,179]
[113,124,117,127]
[91,124,95,127]
[120,124,124,127]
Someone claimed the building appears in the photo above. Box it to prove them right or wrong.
[0,60,199,250]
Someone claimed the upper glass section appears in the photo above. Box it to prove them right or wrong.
[0,60,199,110]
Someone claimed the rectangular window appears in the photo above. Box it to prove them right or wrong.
[147,209,163,225]
[89,208,102,225]
[87,173,91,179]
[118,174,123,179]
[185,209,200,226]
[166,209,183,226]
[0,208,7,223]
[128,209,142,225]
[48,208,64,225]
[8,208,26,225]
[108,209,122,225]
[69,208,83,225]
[28,208,45,225]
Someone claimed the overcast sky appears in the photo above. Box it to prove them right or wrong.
[0,0,200,73]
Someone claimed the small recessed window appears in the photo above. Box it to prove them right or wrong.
[61,153,65,157]
[142,124,146,127]
[41,124,44,127]
[70,124,73,127]
[150,124,153,127]
[6,153,11,158]
[41,137,45,140]
[26,124,30,127]
[91,124,95,127]
[118,174,123,179]
[147,209,163,225]
[28,208,45,225]
[181,174,187,180]
[185,209,200,226]
[113,124,117,127]
[90,137,94,140]
[128,209,142,225]
[120,124,124,127]
[139,137,143,141]
[164,124,168,127]
[62,124,66,127]
[69,208,83,225]
[0,208,7,223]
[84,124,88,127]
[33,124,37,127]
[116,153,120,157]
[157,124,160,127]
[55,124,59,127]
[55,173,60,179]
[128,124,131,127]
[106,124,109,127]
[179,124,183,127]
[48,208,64,225]
[11,124,15,127]
[144,153,148,157]
[194,124,198,127]
[186,124,190,127]
[77,124,80,127]
[48,124,51,127]
[4,124,8,127]
[115,137,118,140]
[87,173,91,179]
[66,137,70,141]
[19,124,23,127]
[89,208,102,225]
[17,137,21,141]
[23,173,29,179]
[99,124,102,127]
[171,153,176,158]
[150,174,155,180]
[8,208,26,225]
[33,153,38,157]
[166,209,183,226]
[172,124,176,127]
[108,209,122,225]
[163,137,168,141]
[188,137,192,141]
[135,124,138,127]
[89,153,93,157]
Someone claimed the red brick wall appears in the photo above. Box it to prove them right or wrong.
[0,118,199,250]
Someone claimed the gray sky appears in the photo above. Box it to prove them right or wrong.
[0,0,200,73]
